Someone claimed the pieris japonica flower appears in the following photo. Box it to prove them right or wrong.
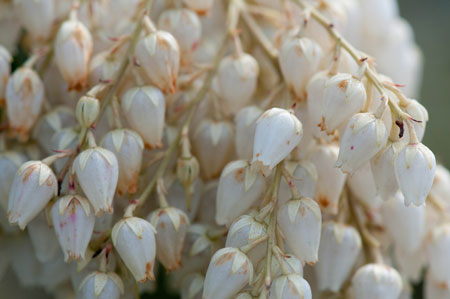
[352,264,402,299]
[79,271,124,299]
[0,45,11,101]
[394,141,436,206]
[182,0,214,15]
[278,160,318,205]
[111,217,157,282]
[54,17,93,91]
[14,0,54,41]
[269,274,312,299]
[5,67,44,141]
[252,108,303,176]
[192,119,234,179]
[158,8,201,64]
[234,106,263,160]
[225,215,267,265]
[135,30,180,94]
[315,222,362,292]
[321,73,366,134]
[213,53,259,115]
[336,112,388,173]
[51,195,95,262]
[88,51,121,86]
[277,197,322,265]
[279,37,322,100]
[73,147,119,216]
[306,71,330,138]
[8,161,57,229]
[76,96,100,129]
[149,207,190,271]
[0,152,26,210]
[428,224,450,284]
[202,247,253,299]
[121,86,165,149]
[101,129,144,196]
[381,192,425,253]
[215,160,266,226]
[176,156,200,188]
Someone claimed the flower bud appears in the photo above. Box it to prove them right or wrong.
[269,274,312,299]
[394,142,436,206]
[8,161,57,229]
[213,53,259,115]
[371,141,404,199]
[181,273,204,299]
[101,129,144,196]
[428,224,450,284]
[111,217,157,282]
[352,264,402,299]
[192,119,234,180]
[381,192,425,252]
[177,156,200,187]
[321,73,366,133]
[0,45,12,101]
[121,86,166,149]
[158,8,201,64]
[310,144,347,214]
[79,271,124,299]
[203,247,253,299]
[54,18,93,91]
[149,207,190,271]
[336,112,388,173]
[14,0,54,40]
[216,160,266,226]
[226,215,267,265]
[252,108,303,176]
[76,96,100,128]
[0,151,26,210]
[135,31,180,93]
[277,197,322,265]
[182,0,214,15]
[279,37,322,100]
[316,222,362,292]
[278,160,318,206]
[5,67,44,141]
[234,106,263,160]
[51,195,95,262]
[73,147,119,216]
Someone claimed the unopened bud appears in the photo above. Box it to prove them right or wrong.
[177,156,200,187]
[76,95,100,128]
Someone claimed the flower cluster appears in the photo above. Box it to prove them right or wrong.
[0,0,447,298]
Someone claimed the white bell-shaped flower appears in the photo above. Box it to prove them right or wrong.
[371,141,404,199]
[252,108,303,176]
[405,99,428,142]
[216,160,266,226]
[394,142,436,206]
[51,195,95,262]
[203,247,253,299]
[306,71,330,138]
[73,147,119,216]
[269,274,312,299]
[0,45,12,100]
[8,161,57,229]
[225,215,267,265]
[278,160,318,206]
[213,53,259,115]
[336,112,388,174]
[111,217,157,282]
[5,67,44,141]
[0,151,26,210]
[135,30,180,93]
[310,144,347,214]
[321,73,366,133]
[158,8,201,64]
[88,51,121,86]
[352,263,403,299]
[381,192,425,253]
[277,197,322,265]
[192,119,234,179]
[182,0,214,14]
[101,129,144,196]
[27,212,60,263]
[79,271,124,299]
[121,86,166,149]
[234,106,263,160]
[54,17,93,91]
[14,0,54,40]
[428,224,450,284]
[315,222,362,292]
[279,37,322,100]
[149,207,190,271]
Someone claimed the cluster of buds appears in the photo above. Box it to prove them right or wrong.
[0,0,446,298]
